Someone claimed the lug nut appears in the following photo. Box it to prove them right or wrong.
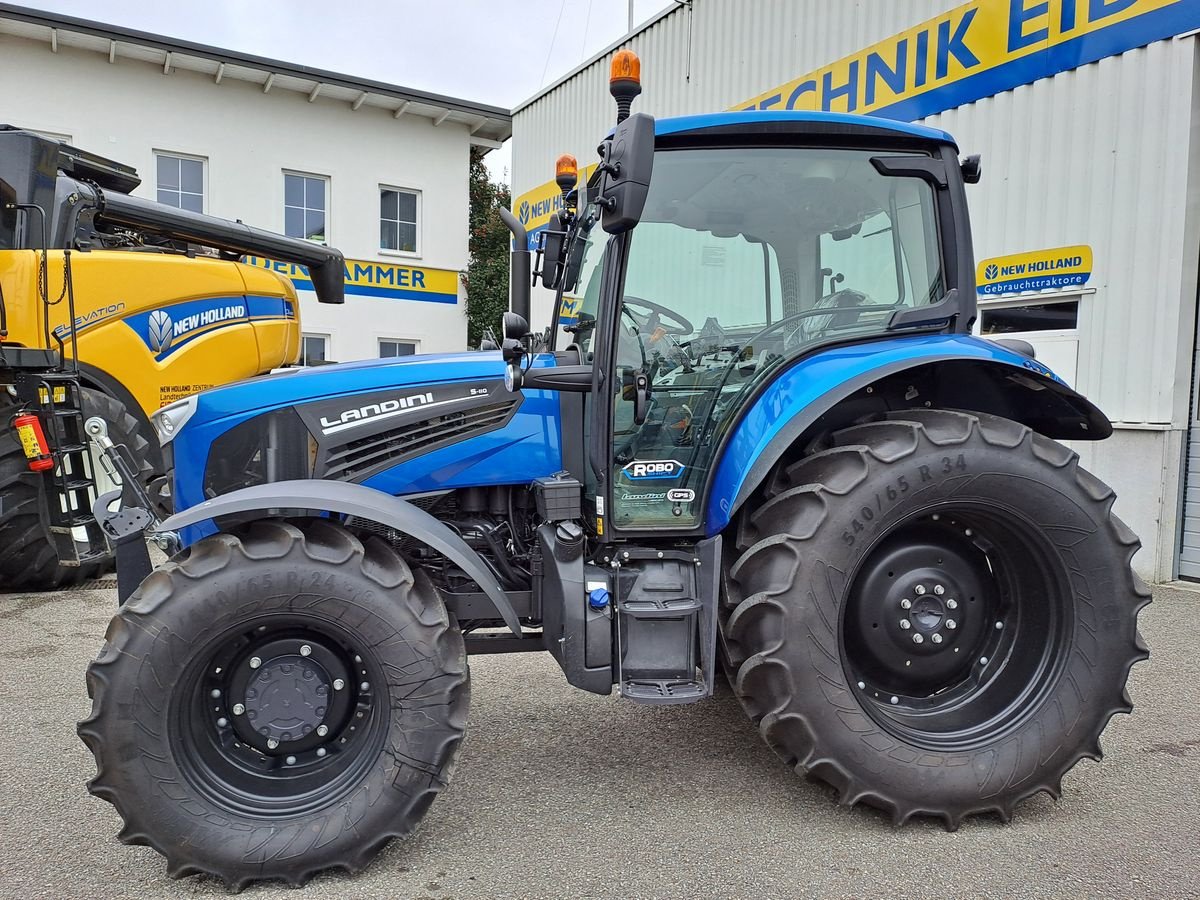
[995,621,1003,630]
[931,633,943,644]
[249,656,262,669]
[266,738,279,750]
[286,755,297,765]
[210,689,221,699]
[316,725,328,737]
[317,748,327,758]
[333,679,345,691]
[300,644,312,657]
[915,585,927,596]
[900,598,912,610]
[899,619,911,630]
[933,584,945,595]
[232,703,245,715]
[217,717,228,728]
[980,656,989,665]
[856,681,865,690]
[946,598,958,610]
[912,633,924,644]
[360,682,370,692]
[946,619,957,630]
[890,696,899,705]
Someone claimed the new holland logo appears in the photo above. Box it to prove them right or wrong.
[147,309,173,353]
[518,201,531,224]
[985,263,999,280]
[622,459,686,481]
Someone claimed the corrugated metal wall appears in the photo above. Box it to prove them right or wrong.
[927,35,1200,425]
[514,0,959,194]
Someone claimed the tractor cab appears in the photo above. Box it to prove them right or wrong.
[515,55,979,540]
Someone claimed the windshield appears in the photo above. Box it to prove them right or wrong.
[572,146,944,530]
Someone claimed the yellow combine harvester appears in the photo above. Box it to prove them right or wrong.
[0,125,344,591]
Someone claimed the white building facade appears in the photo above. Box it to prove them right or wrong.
[511,0,1200,584]
[0,4,510,362]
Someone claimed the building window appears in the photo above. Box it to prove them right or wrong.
[380,187,419,254]
[156,152,205,213]
[284,172,328,242]
[301,333,329,364]
[379,339,417,358]
[979,299,1079,334]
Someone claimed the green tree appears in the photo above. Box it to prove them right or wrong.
[462,148,511,348]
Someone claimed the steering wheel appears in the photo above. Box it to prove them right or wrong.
[623,295,694,336]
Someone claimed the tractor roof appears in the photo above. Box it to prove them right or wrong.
[653,110,957,147]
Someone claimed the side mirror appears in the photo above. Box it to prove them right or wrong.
[502,311,529,341]
[538,212,566,290]
[599,112,654,234]
[961,154,982,184]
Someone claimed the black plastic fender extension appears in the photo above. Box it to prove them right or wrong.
[156,480,523,635]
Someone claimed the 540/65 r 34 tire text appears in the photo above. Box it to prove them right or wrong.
[77,519,469,890]
[721,409,1149,828]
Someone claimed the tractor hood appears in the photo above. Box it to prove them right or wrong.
[191,350,508,424]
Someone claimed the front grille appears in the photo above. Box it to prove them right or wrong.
[322,399,518,481]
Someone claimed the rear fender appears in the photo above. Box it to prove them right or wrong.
[158,479,522,635]
[706,335,1110,534]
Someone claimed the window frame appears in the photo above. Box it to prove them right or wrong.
[378,184,421,258]
[283,170,331,244]
[378,337,419,358]
[154,150,207,214]
[300,332,330,365]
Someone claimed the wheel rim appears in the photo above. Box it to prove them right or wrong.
[842,505,1073,751]
[172,614,387,817]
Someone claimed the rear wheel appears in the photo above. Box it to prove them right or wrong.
[77,519,469,889]
[721,409,1149,827]
[0,387,149,592]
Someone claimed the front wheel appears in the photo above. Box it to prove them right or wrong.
[78,520,469,889]
[722,409,1149,827]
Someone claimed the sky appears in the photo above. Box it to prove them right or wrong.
[13,0,679,182]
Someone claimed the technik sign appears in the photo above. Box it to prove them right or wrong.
[242,256,459,304]
[513,0,1200,229]
[977,244,1093,295]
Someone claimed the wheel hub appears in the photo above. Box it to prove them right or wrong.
[221,636,358,756]
[242,654,329,744]
[845,520,997,696]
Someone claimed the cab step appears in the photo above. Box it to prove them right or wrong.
[613,542,720,706]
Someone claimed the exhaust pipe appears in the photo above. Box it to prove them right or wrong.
[83,184,346,304]
[498,207,531,322]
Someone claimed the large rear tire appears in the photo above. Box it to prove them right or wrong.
[0,387,150,592]
[721,409,1149,827]
[77,519,469,889]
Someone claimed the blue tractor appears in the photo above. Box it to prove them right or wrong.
[78,51,1148,889]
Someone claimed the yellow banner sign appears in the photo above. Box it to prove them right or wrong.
[977,244,1093,295]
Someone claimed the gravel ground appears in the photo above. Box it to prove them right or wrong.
[0,581,1196,899]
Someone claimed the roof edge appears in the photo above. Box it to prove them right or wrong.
[513,2,685,113]
[0,1,511,124]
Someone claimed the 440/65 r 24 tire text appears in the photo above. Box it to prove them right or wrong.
[721,409,1149,828]
[77,519,469,890]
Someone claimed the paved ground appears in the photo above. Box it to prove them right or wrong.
[0,582,1197,899]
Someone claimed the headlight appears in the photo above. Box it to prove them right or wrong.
[152,395,198,444]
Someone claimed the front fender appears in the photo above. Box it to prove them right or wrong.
[158,479,523,635]
[706,334,1110,534]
